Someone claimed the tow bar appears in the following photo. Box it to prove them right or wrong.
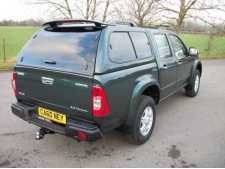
[35,128,55,140]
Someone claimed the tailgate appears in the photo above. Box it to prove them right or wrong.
[15,66,93,120]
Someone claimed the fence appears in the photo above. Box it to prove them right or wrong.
[0,38,16,69]
[0,32,224,64]
[0,38,20,64]
[0,38,6,63]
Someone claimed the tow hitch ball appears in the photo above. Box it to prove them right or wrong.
[35,128,55,140]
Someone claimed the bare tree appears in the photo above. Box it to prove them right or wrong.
[33,0,73,19]
[223,22,225,35]
[84,0,95,19]
[74,0,99,20]
[197,16,225,53]
[102,0,111,22]
[160,0,225,33]
[112,6,127,22]
[91,0,97,19]
[31,0,117,21]
[75,0,116,21]
[102,0,117,22]
[126,0,162,26]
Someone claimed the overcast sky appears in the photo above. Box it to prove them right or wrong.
[0,0,224,23]
[0,0,48,21]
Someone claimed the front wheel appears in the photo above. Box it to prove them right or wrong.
[130,96,156,145]
[185,70,201,97]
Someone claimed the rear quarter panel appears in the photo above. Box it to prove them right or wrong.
[94,61,158,131]
[94,27,159,131]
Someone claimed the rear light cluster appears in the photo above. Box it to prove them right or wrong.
[11,71,17,96]
[92,85,110,117]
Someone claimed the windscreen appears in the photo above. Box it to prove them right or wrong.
[17,29,101,75]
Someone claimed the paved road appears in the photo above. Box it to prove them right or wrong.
[0,60,225,167]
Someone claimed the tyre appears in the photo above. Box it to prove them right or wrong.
[130,96,156,145]
[185,70,201,97]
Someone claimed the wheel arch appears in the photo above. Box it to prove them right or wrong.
[142,85,160,105]
[196,62,202,76]
[191,60,202,81]
[126,77,160,127]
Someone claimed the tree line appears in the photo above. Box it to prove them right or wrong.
[0,19,43,26]
[1,0,225,34]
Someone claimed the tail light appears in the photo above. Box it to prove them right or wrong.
[11,71,17,96]
[92,85,110,117]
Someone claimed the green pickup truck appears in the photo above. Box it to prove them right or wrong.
[11,20,202,145]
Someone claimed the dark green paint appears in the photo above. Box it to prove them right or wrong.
[14,24,202,132]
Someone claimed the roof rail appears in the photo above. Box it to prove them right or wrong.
[43,19,109,28]
[112,21,136,27]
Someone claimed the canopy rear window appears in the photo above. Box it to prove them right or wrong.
[18,29,101,75]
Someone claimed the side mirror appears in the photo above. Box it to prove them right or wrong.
[189,47,199,57]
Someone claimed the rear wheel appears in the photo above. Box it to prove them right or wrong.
[130,96,156,145]
[185,70,201,97]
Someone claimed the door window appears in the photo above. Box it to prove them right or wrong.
[109,32,136,63]
[169,35,187,59]
[154,34,172,58]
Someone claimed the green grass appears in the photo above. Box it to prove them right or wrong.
[0,62,15,71]
[0,26,38,61]
[181,33,225,59]
[0,26,224,70]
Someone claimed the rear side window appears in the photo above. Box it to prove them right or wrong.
[154,34,172,58]
[130,32,152,59]
[109,32,136,63]
[18,29,101,75]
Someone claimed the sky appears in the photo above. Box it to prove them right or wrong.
[0,0,48,21]
[0,0,224,23]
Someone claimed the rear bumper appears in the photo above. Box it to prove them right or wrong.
[11,102,102,141]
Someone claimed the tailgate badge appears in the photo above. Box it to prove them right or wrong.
[70,106,88,113]
[18,91,25,96]
[41,77,54,85]
[17,72,25,76]
[74,83,88,88]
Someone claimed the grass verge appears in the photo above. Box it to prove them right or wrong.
[0,62,15,71]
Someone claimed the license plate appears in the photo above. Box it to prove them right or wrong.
[38,107,67,124]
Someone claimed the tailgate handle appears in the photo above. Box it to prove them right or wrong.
[44,59,56,65]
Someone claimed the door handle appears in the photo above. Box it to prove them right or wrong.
[178,60,183,64]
